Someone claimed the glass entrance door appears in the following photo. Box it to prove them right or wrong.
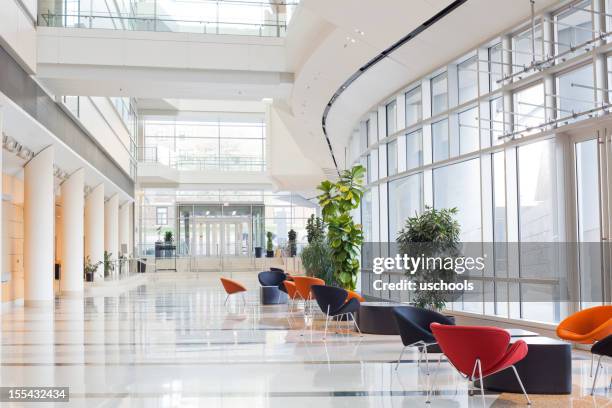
[189,217,252,271]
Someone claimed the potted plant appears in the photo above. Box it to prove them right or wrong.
[266,231,274,257]
[288,229,297,257]
[103,251,114,277]
[84,256,102,282]
[306,214,325,243]
[301,239,335,285]
[164,230,173,243]
[317,165,365,290]
[396,206,461,312]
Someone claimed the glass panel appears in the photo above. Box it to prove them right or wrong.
[388,173,423,242]
[555,1,592,59]
[513,82,545,136]
[492,151,508,317]
[387,140,398,176]
[432,119,449,162]
[405,86,422,127]
[406,129,423,170]
[512,23,543,74]
[490,97,504,144]
[433,158,482,242]
[575,139,602,308]
[386,100,397,135]
[458,107,479,154]
[431,72,448,116]
[489,42,503,91]
[458,56,478,103]
[556,64,594,123]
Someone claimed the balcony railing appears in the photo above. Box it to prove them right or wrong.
[38,0,298,38]
[138,146,265,172]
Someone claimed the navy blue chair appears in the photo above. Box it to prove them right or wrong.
[258,271,287,304]
[270,267,284,273]
[392,306,455,373]
[591,334,612,395]
[311,285,362,339]
[258,271,286,287]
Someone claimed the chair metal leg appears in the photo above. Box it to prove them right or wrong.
[511,365,531,405]
[350,312,362,336]
[224,294,230,305]
[426,353,444,404]
[241,293,246,305]
[323,305,330,340]
[395,346,407,370]
[477,359,485,407]
[423,342,430,375]
[591,355,603,396]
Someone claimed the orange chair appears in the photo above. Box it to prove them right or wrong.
[346,290,365,303]
[220,277,247,305]
[557,305,612,375]
[292,276,325,315]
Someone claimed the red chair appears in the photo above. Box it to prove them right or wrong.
[220,277,247,305]
[428,323,531,406]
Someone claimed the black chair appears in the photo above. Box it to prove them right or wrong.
[591,334,612,395]
[258,271,287,305]
[311,285,362,339]
[392,306,455,373]
[270,267,284,273]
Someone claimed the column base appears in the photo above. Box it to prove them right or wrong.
[60,290,84,299]
[24,299,55,308]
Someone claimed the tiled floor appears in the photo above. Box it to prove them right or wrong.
[0,272,610,407]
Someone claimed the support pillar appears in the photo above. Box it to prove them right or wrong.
[24,146,55,306]
[119,202,130,257]
[60,169,84,295]
[85,184,104,282]
[104,194,119,270]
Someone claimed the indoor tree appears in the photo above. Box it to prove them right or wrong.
[317,165,365,290]
[396,206,461,311]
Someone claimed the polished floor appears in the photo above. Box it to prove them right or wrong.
[0,272,610,407]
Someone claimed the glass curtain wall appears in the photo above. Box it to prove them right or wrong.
[350,1,612,325]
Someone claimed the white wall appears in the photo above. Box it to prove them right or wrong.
[76,97,132,175]
[0,0,37,73]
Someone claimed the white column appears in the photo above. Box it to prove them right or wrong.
[24,146,55,306]
[104,194,119,264]
[85,184,104,281]
[119,202,130,257]
[0,110,2,304]
[60,169,84,295]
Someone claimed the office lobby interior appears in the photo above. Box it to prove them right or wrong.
[1,0,612,406]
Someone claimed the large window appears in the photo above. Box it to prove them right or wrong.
[433,159,482,242]
[156,207,168,225]
[144,118,266,171]
[513,83,545,136]
[386,100,397,135]
[518,139,566,322]
[458,56,478,103]
[387,140,398,176]
[431,72,448,116]
[432,119,449,162]
[490,97,504,144]
[406,129,423,170]
[489,42,503,91]
[388,174,423,242]
[458,107,479,154]
[556,64,594,122]
[405,86,422,127]
[554,1,592,59]
[512,23,543,74]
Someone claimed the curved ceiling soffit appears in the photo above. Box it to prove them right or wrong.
[321,0,469,174]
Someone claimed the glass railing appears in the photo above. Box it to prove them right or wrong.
[38,0,299,37]
[138,146,265,172]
